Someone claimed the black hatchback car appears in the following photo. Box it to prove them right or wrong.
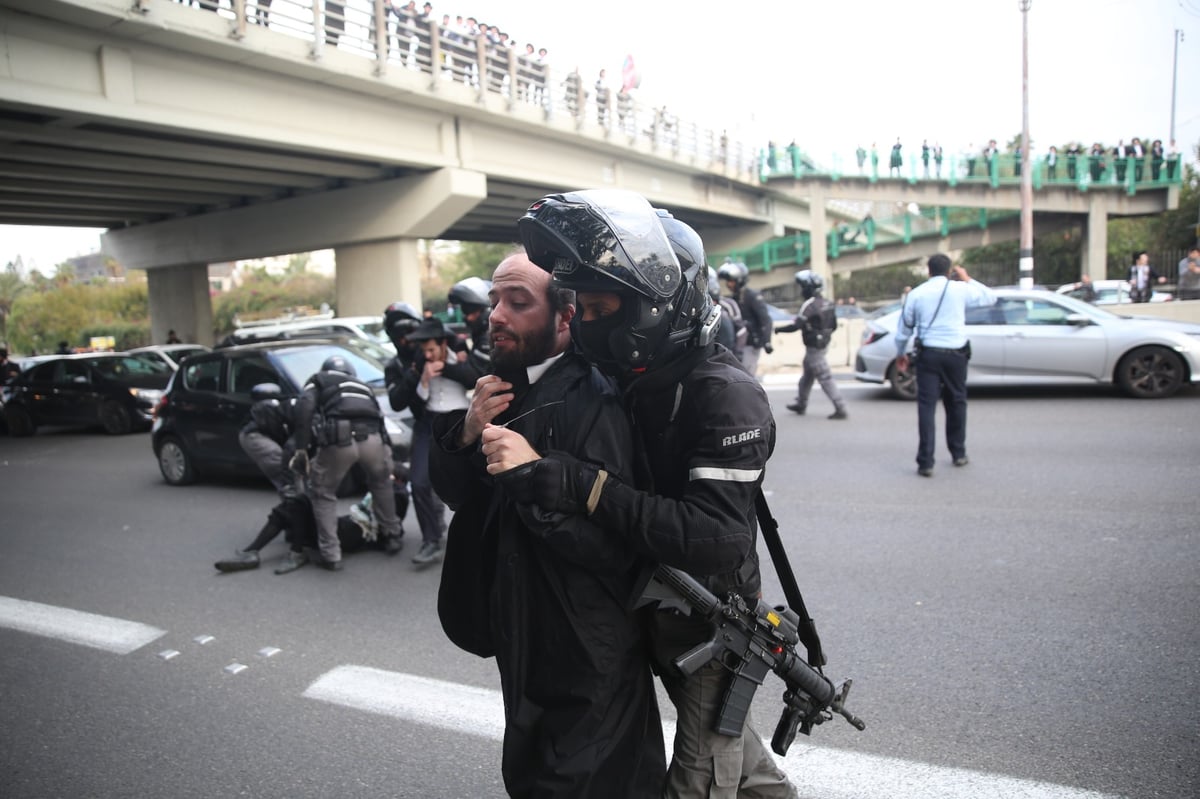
[4,353,173,436]
[150,338,409,486]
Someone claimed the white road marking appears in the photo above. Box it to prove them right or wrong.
[0,596,165,654]
[305,665,1127,799]
[304,665,507,740]
[0,595,1128,799]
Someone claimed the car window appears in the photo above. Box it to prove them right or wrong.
[230,355,282,395]
[183,358,223,393]
[999,299,1030,325]
[29,362,60,382]
[129,352,167,370]
[1023,300,1073,325]
[272,346,387,388]
[60,360,91,383]
[966,304,1005,325]
[92,356,171,380]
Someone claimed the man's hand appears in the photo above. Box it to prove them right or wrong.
[460,374,514,447]
[421,358,444,387]
[896,354,910,374]
[481,425,540,475]
[289,450,310,475]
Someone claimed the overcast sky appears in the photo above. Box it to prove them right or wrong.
[4,0,1198,272]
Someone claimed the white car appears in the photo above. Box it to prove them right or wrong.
[855,289,1200,399]
[220,315,395,352]
[127,344,211,371]
[1056,279,1172,305]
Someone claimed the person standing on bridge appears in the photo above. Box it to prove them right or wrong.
[894,254,995,477]
[890,138,903,177]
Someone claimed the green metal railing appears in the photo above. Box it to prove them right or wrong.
[760,149,1184,196]
[713,205,1019,273]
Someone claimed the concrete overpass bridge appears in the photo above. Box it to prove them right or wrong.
[0,0,1181,343]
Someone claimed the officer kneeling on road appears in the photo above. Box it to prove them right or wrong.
[289,356,401,570]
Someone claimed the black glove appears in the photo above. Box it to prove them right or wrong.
[497,456,598,515]
[288,450,310,475]
[763,342,774,354]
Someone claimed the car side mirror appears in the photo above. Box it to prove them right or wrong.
[1065,313,1092,327]
[250,382,283,401]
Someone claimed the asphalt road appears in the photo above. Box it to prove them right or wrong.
[1,379,1198,799]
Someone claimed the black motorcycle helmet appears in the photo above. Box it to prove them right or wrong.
[518,189,712,374]
[448,277,491,310]
[795,269,824,299]
[321,355,355,376]
[716,259,749,290]
[383,301,421,336]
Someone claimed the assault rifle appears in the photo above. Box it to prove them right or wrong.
[642,564,865,755]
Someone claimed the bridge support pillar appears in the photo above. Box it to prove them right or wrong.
[147,263,213,346]
[334,238,423,317]
[1082,194,1109,281]
[808,186,831,286]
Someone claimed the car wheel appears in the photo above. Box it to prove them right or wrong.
[5,405,37,437]
[157,436,196,485]
[886,360,917,400]
[99,400,133,435]
[1116,346,1185,399]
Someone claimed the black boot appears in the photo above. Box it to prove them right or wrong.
[215,549,260,572]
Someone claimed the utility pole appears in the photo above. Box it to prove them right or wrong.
[1170,29,1183,146]
[1018,0,1034,290]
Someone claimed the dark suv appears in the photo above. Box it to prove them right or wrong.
[4,353,172,436]
[150,338,409,486]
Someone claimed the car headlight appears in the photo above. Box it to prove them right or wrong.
[130,388,164,405]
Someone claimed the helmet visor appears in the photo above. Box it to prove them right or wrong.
[520,189,681,300]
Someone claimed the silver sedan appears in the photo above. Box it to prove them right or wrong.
[854,289,1200,399]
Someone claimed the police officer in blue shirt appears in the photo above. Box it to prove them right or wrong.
[894,254,995,477]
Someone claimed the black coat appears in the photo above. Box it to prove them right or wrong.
[429,351,665,798]
[593,343,776,663]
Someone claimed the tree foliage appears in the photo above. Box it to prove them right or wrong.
[8,279,151,353]
[212,271,335,335]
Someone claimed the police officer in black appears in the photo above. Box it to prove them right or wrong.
[717,259,773,376]
[775,270,848,420]
[290,355,400,570]
[447,276,493,359]
[513,191,796,797]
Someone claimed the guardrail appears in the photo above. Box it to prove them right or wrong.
[760,149,1184,195]
[173,0,760,180]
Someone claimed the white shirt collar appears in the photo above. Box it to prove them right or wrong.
[526,351,565,385]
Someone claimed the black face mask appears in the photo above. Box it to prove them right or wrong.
[572,312,625,376]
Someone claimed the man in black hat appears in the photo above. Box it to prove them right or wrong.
[395,317,477,567]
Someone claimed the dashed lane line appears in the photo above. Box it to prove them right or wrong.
[304,664,1128,799]
[0,596,165,655]
[2,596,1128,799]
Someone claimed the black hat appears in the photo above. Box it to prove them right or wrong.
[407,318,449,342]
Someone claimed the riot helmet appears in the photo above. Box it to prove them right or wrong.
[382,301,421,345]
[795,269,824,299]
[448,276,492,310]
[517,189,708,374]
[321,355,356,376]
[716,259,749,290]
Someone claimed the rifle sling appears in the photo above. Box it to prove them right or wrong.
[755,489,826,668]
